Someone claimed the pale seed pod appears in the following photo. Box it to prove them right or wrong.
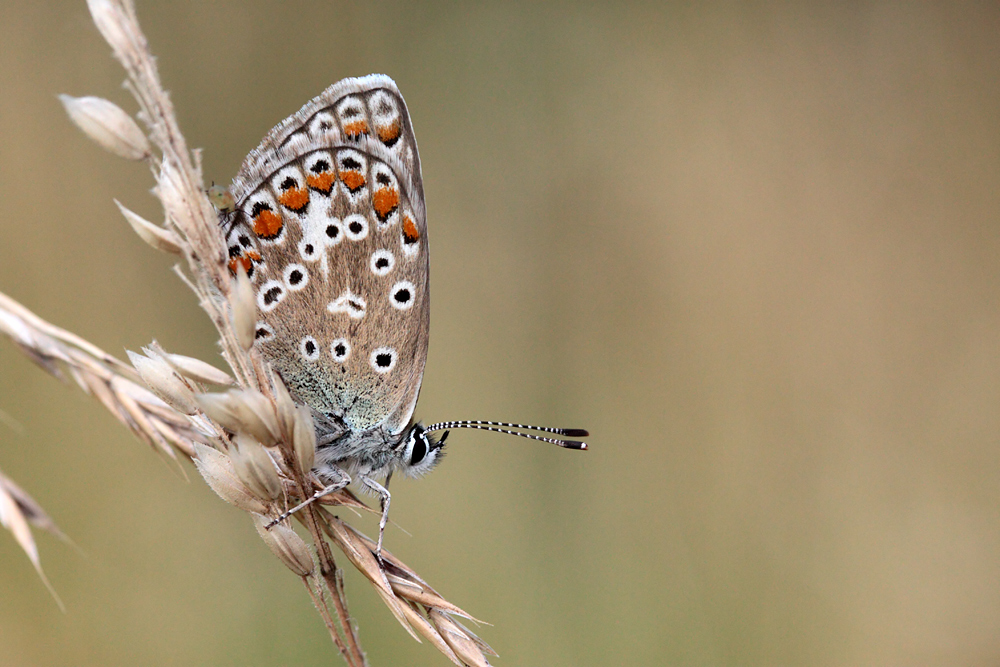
[153,160,195,241]
[115,200,182,254]
[271,374,298,440]
[86,0,132,57]
[232,265,256,352]
[59,94,150,160]
[292,405,316,473]
[229,390,281,446]
[161,352,234,386]
[195,392,241,432]
[230,434,282,501]
[196,390,280,446]
[252,513,315,577]
[429,610,490,667]
[127,350,198,415]
[192,443,268,514]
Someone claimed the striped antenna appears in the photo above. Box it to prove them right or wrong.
[422,420,589,450]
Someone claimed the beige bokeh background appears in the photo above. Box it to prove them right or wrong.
[2,1,1000,665]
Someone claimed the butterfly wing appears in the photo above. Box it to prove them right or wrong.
[220,75,429,436]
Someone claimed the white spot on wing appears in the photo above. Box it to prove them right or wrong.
[300,336,320,361]
[283,263,309,291]
[323,217,344,247]
[328,289,366,319]
[389,280,415,310]
[298,237,321,262]
[330,337,351,363]
[307,111,337,139]
[370,346,397,373]
[370,249,395,276]
[254,322,274,343]
[258,280,285,312]
[343,214,369,241]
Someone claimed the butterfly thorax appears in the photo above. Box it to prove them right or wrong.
[314,420,400,479]
[311,414,444,480]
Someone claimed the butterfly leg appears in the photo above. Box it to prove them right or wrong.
[360,475,391,567]
[266,467,351,529]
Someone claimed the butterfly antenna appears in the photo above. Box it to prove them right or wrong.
[422,420,589,450]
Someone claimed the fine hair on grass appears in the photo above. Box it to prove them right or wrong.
[0,1,495,665]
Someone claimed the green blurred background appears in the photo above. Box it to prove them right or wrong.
[2,1,1000,665]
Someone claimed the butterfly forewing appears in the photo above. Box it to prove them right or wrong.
[220,76,429,436]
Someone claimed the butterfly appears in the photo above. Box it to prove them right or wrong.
[216,75,586,556]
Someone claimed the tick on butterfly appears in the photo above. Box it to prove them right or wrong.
[215,74,587,561]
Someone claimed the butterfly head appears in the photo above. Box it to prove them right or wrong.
[396,423,447,478]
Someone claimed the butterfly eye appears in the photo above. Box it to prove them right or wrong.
[399,425,445,478]
[409,433,427,465]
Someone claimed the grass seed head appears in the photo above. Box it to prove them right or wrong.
[231,434,282,501]
[59,94,150,160]
[127,349,198,415]
[253,514,315,577]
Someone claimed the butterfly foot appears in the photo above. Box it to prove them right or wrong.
[361,475,392,573]
[266,470,351,530]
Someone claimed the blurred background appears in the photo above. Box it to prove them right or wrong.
[1,1,999,665]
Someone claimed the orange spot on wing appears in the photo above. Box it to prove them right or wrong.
[306,171,336,194]
[278,187,310,212]
[344,120,368,138]
[341,170,366,192]
[376,121,401,144]
[226,248,262,276]
[372,188,400,220]
[228,255,251,275]
[402,217,420,243]
[253,209,283,239]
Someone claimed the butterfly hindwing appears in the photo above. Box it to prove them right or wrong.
[220,75,429,436]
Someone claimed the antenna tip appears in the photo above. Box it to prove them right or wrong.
[561,440,588,450]
[561,428,589,437]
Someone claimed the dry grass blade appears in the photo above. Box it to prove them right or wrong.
[0,0,496,664]
[0,286,493,663]
[321,513,496,666]
[0,471,69,544]
[0,468,66,611]
[0,291,207,461]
